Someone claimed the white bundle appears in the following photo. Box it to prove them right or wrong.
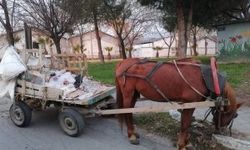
[0,46,27,80]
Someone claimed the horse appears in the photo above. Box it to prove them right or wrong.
[115,58,242,150]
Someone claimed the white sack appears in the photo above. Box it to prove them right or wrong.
[0,46,27,80]
[0,79,16,101]
[0,45,8,59]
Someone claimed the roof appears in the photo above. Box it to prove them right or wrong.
[214,20,250,27]
[198,35,217,42]
[134,36,165,45]
[70,30,116,39]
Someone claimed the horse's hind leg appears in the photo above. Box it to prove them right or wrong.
[177,108,195,150]
[122,90,139,145]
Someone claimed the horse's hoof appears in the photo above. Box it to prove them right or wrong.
[177,146,187,150]
[134,133,140,138]
[177,145,188,150]
[186,143,195,150]
[129,134,140,145]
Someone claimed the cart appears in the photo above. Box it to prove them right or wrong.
[9,48,116,137]
[9,48,220,138]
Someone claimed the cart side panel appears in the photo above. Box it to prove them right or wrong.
[16,79,63,100]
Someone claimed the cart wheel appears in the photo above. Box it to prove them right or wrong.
[9,101,32,127]
[58,108,85,137]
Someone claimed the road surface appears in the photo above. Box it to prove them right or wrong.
[0,98,175,150]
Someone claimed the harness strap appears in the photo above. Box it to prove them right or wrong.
[173,60,214,101]
[124,72,171,103]
[203,107,213,121]
[146,61,164,79]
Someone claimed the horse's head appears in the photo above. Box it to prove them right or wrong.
[212,103,243,129]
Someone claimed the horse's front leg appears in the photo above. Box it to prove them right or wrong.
[177,108,195,150]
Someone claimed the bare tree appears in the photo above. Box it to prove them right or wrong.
[124,18,146,58]
[155,25,176,58]
[78,0,106,63]
[189,26,201,56]
[104,0,154,59]
[0,0,16,45]
[75,23,87,54]
[19,0,83,54]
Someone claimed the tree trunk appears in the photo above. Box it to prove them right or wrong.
[128,46,133,58]
[156,50,159,58]
[52,37,61,54]
[108,52,111,60]
[185,0,193,55]
[176,0,186,58]
[79,32,84,53]
[167,46,171,58]
[2,0,15,46]
[205,37,208,55]
[128,50,132,58]
[93,11,104,63]
[167,35,175,58]
[193,30,198,56]
[118,36,127,59]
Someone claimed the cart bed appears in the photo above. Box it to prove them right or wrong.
[16,79,115,106]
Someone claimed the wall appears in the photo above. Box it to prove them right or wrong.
[133,36,216,58]
[217,22,250,57]
[69,31,120,59]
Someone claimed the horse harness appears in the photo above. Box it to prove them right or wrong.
[119,58,236,134]
[119,59,201,103]
[121,59,171,102]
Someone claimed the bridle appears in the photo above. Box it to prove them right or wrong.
[203,99,238,136]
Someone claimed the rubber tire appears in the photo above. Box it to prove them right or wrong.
[9,101,32,127]
[58,108,85,137]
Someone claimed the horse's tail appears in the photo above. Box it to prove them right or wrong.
[116,77,124,130]
[223,81,237,110]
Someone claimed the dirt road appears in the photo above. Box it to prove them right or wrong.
[0,98,175,150]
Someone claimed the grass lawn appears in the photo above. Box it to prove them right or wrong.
[88,57,250,87]
[88,61,117,85]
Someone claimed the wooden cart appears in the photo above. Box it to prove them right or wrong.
[9,48,116,137]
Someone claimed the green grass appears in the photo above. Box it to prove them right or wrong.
[88,61,118,85]
[87,58,250,87]
[134,113,179,140]
[219,63,250,87]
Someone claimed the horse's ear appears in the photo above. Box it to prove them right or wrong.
[237,102,244,109]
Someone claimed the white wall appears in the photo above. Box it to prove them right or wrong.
[69,31,120,59]
[133,36,216,58]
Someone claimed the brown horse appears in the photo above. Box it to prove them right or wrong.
[115,58,242,150]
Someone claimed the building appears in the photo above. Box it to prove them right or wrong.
[132,33,217,58]
[69,30,120,59]
[0,27,218,59]
[0,29,120,59]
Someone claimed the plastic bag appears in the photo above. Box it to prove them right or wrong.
[0,46,27,80]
